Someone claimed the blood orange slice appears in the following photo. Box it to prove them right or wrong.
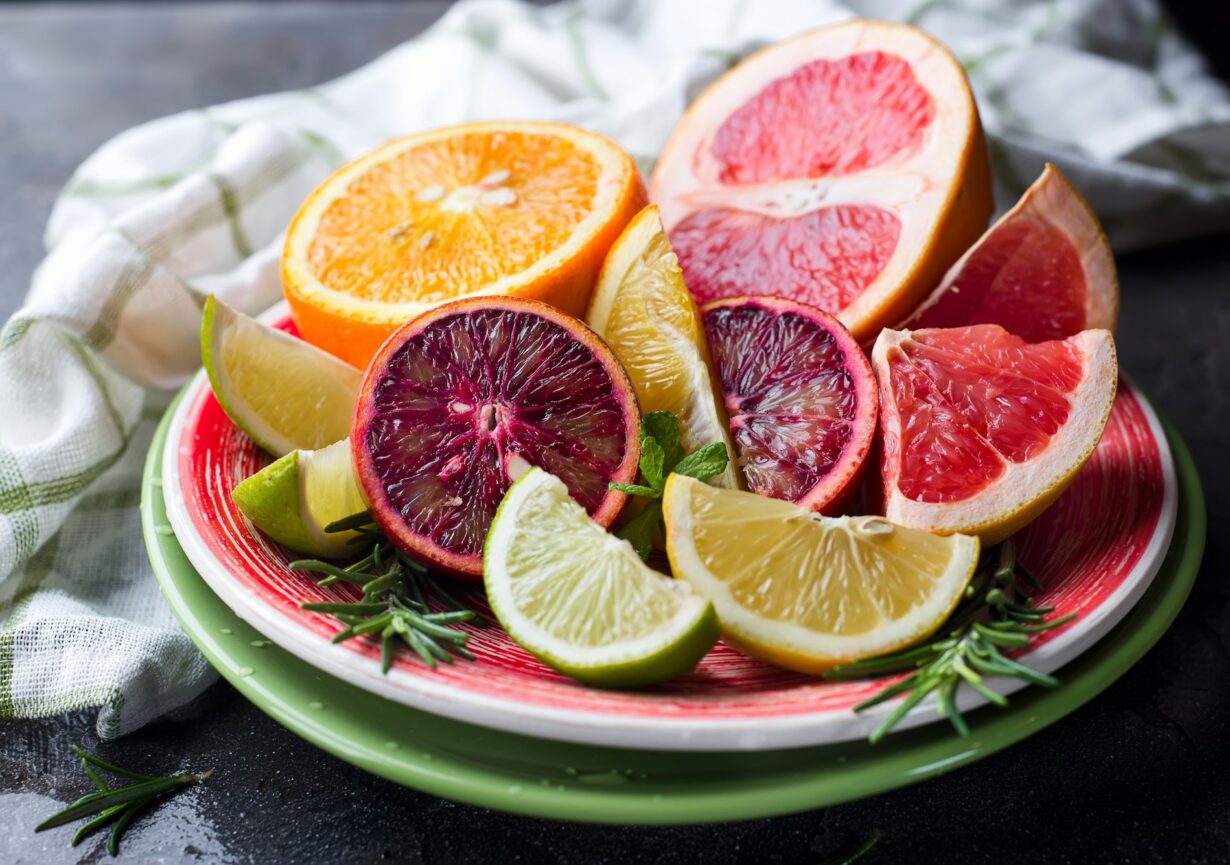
[902,164,1118,341]
[702,297,877,514]
[351,297,640,578]
[873,324,1117,543]
[651,20,993,342]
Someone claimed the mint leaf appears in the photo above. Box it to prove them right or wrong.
[607,482,661,498]
[672,442,730,482]
[616,501,662,560]
[639,435,666,490]
[641,411,683,474]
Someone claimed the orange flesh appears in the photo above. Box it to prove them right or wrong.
[307,132,601,304]
[886,326,1084,503]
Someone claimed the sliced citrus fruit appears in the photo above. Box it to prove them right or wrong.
[650,20,993,342]
[902,163,1118,341]
[232,439,369,558]
[352,296,640,579]
[283,121,646,367]
[485,467,718,687]
[663,474,978,673]
[201,296,360,456]
[701,296,877,514]
[586,205,740,489]
[873,324,1118,543]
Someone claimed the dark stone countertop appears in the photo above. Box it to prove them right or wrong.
[1,3,1227,864]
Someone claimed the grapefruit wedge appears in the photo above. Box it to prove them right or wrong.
[902,164,1118,341]
[651,20,993,342]
[873,324,1118,544]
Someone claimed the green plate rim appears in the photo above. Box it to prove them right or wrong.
[142,388,1206,825]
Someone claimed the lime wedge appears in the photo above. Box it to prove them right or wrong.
[201,296,361,456]
[232,439,370,558]
[484,467,718,687]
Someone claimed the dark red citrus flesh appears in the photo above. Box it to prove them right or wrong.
[670,205,900,311]
[669,52,933,314]
[906,217,1087,342]
[353,300,638,576]
[884,326,1084,503]
[702,298,876,511]
[708,52,934,183]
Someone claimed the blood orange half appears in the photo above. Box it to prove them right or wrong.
[351,297,640,578]
[902,164,1118,341]
[873,324,1117,543]
[702,297,877,514]
[651,20,993,342]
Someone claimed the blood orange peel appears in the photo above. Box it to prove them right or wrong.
[283,121,646,367]
[702,296,877,514]
[651,19,993,342]
[874,324,1117,544]
[902,163,1118,341]
[351,296,640,578]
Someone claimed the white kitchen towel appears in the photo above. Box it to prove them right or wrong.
[2,0,1228,738]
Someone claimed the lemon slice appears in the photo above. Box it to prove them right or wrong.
[201,296,361,456]
[484,467,719,687]
[231,439,370,558]
[587,205,741,489]
[663,474,979,673]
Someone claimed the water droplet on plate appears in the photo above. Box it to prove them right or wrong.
[148,477,163,487]
[507,784,523,795]
[219,628,233,635]
[236,666,254,677]
[308,701,324,710]
[154,525,174,536]
[384,741,399,750]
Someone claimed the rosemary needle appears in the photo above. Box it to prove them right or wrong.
[37,747,212,857]
[825,539,1075,743]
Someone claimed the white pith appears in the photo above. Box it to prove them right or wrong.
[587,206,741,489]
[206,298,361,456]
[874,327,1119,536]
[904,163,1119,330]
[284,122,635,325]
[650,21,979,331]
[484,468,712,670]
[663,475,979,659]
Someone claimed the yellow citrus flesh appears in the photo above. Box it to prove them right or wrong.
[663,474,979,673]
[587,206,740,489]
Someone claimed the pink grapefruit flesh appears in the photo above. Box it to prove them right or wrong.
[701,296,877,513]
[874,324,1117,543]
[651,20,993,342]
[352,297,640,578]
[902,163,1118,342]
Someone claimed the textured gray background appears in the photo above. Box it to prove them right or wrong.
[1,3,1228,863]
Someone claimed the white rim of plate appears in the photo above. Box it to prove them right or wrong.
[162,316,1177,752]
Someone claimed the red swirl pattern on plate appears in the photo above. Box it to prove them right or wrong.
[174,320,1166,724]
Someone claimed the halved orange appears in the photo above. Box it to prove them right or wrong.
[650,20,993,342]
[283,121,646,367]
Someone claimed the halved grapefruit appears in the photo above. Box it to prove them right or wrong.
[351,296,640,578]
[902,164,1118,341]
[873,324,1117,543]
[650,20,993,342]
[702,297,877,514]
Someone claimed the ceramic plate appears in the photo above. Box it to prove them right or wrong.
[144,395,1204,823]
[161,313,1177,751]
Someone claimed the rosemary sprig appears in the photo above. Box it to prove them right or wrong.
[825,539,1075,743]
[36,746,212,856]
[290,512,482,673]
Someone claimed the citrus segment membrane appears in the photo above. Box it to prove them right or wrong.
[874,324,1118,543]
[702,297,876,513]
[484,468,718,687]
[353,298,639,577]
[663,474,979,672]
[709,52,935,183]
[903,164,1119,342]
[307,131,602,305]
[651,20,993,341]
